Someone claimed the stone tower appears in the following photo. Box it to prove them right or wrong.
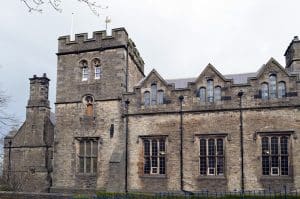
[51,28,144,193]
[3,74,54,192]
[284,36,300,75]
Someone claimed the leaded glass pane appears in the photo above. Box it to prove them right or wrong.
[159,157,166,174]
[157,90,164,104]
[208,139,215,156]
[199,88,206,102]
[207,80,214,102]
[261,83,269,100]
[271,137,279,155]
[144,92,150,106]
[269,75,277,99]
[86,141,91,156]
[200,157,207,175]
[278,82,286,98]
[200,139,206,156]
[151,84,157,105]
[214,86,221,101]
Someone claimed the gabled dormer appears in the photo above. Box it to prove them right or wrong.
[193,64,232,103]
[137,69,173,107]
[252,58,298,99]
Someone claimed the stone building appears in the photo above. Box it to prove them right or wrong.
[3,28,300,193]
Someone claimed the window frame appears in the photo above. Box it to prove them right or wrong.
[261,82,269,100]
[260,134,290,176]
[199,135,226,176]
[269,74,277,99]
[77,138,98,174]
[278,81,286,99]
[142,137,166,175]
[207,79,214,102]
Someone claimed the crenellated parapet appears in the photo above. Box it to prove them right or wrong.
[58,27,144,73]
[58,28,128,53]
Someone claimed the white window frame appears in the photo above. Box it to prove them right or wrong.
[95,66,101,79]
[82,67,89,81]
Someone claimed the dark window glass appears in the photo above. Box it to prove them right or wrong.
[143,138,166,175]
[200,138,224,176]
[78,139,98,174]
[261,136,289,176]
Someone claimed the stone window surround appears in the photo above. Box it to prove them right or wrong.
[79,58,101,81]
[75,137,99,176]
[138,135,168,178]
[256,131,294,179]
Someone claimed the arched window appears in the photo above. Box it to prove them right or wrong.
[214,86,221,101]
[83,95,94,116]
[144,91,150,106]
[199,87,206,102]
[157,90,164,105]
[151,83,157,105]
[278,81,286,98]
[207,79,214,102]
[92,59,101,79]
[261,83,269,100]
[80,60,89,81]
[269,74,277,99]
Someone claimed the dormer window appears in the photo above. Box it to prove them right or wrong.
[214,86,221,101]
[157,90,164,105]
[80,60,89,81]
[261,83,269,100]
[269,74,277,99]
[151,83,157,105]
[278,81,286,98]
[144,91,150,106]
[207,79,214,102]
[199,87,206,102]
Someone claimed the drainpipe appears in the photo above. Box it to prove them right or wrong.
[125,44,129,92]
[8,140,12,182]
[179,95,184,192]
[238,90,245,193]
[124,99,130,193]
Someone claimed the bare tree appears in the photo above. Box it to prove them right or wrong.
[21,0,108,16]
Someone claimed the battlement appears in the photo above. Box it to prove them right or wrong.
[57,27,144,73]
[58,27,129,54]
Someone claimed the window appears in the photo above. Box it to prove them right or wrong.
[80,60,89,81]
[151,84,157,105]
[95,67,101,79]
[199,137,225,176]
[78,139,98,174]
[261,83,269,100]
[207,79,214,102]
[93,59,101,79]
[83,95,94,116]
[199,87,206,102]
[261,136,289,176]
[269,75,277,99]
[278,81,286,98]
[157,90,164,105]
[143,138,166,175]
[214,86,221,101]
[144,91,150,106]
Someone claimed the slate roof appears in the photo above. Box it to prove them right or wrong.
[166,73,257,89]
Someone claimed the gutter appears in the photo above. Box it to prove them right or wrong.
[124,99,130,193]
[179,96,184,192]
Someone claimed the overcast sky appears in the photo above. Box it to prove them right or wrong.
[1,0,300,136]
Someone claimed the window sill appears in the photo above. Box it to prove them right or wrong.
[260,176,293,180]
[197,175,227,180]
[76,173,97,177]
[140,174,167,179]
